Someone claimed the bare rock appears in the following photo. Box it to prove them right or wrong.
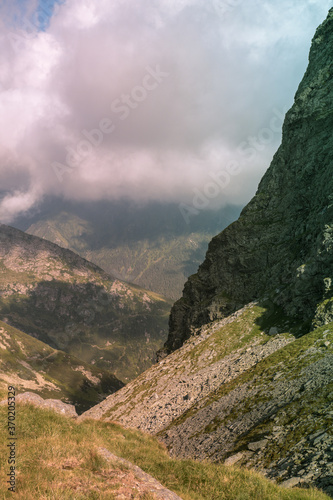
[248,439,268,452]
[98,448,183,500]
[15,392,78,418]
[224,452,244,466]
[280,477,301,488]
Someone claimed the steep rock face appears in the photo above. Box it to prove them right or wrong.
[0,224,172,382]
[161,9,333,356]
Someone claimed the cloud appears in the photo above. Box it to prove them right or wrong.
[0,0,331,222]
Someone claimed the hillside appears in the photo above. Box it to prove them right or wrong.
[80,302,333,496]
[23,201,241,300]
[0,321,123,413]
[0,402,329,499]
[0,224,172,382]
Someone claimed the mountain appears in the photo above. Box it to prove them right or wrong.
[160,7,333,357]
[79,10,333,497]
[21,200,241,300]
[0,320,123,413]
[0,224,172,382]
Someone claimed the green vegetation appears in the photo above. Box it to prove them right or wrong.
[180,299,310,370]
[0,279,172,382]
[183,304,271,367]
[0,404,330,499]
[0,321,123,413]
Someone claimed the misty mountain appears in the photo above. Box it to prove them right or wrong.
[17,200,241,300]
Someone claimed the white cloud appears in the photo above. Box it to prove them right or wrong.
[0,0,332,221]
[0,188,41,223]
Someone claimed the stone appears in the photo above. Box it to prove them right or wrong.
[280,477,301,488]
[248,440,268,452]
[98,448,183,500]
[14,392,78,418]
[224,452,244,466]
[313,432,329,445]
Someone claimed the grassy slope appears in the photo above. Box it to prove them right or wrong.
[91,302,302,423]
[173,306,333,423]
[0,321,123,413]
[0,283,171,383]
[158,304,333,439]
[0,404,329,500]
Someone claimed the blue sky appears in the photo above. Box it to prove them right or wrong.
[7,0,63,30]
[35,0,64,30]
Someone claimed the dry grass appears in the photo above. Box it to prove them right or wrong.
[0,404,330,500]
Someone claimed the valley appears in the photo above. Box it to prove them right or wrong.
[0,320,123,413]
[20,201,241,300]
[0,6,333,500]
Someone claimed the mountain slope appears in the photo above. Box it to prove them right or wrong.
[160,8,333,356]
[0,224,172,382]
[23,201,241,299]
[80,301,333,496]
[0,321,123,413]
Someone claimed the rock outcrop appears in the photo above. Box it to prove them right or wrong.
[98,448,183,500]
[159,8,333,357]
[1,392,78,418]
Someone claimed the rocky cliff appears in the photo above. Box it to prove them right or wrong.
[159,8,333,357]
